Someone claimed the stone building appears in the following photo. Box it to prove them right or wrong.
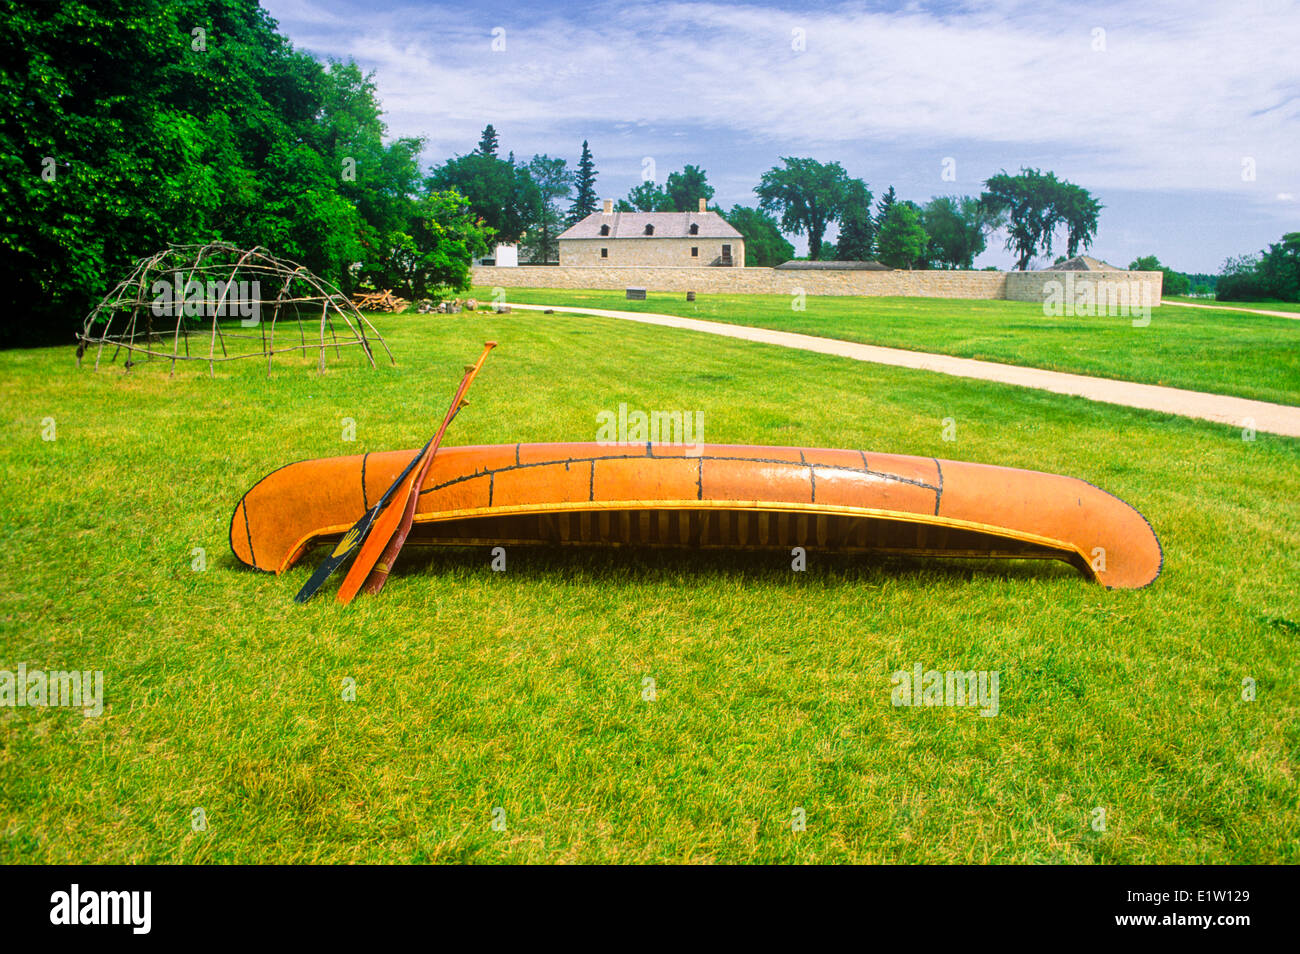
[557,198,745,267]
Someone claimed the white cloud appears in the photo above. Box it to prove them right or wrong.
[265,0,1300,194]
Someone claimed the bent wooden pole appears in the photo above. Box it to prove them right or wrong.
[232,443,1162,590]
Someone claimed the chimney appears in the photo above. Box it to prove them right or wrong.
[698,198,707,213]
[603,198,613,214]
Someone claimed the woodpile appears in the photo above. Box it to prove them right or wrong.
[352,289,409,313]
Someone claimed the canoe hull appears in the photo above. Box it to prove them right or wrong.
[230,442,1162,589]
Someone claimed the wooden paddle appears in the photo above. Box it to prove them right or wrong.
[359,387,472,597]
[334,341,496,605]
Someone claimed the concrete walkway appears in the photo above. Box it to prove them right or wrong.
[1163,300,1299,320]
[511,303,1300,438]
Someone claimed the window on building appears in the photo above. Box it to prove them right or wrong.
[599,224,610,236]
[689,223,699,235]
[691,247,698,257]
[600,248,608,258]
[644,224,654,235]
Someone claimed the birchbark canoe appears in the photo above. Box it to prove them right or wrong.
[230,442,1162,589]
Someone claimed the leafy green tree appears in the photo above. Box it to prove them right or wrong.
[1257,232,1300,301]
[567,140,599,223]
[875,202,929,269]
[521,155,572,263]
[369,190,491,298]
[1128,255,1190,296]
[427,151,542,243]
[617,181,672,212]
[922,196,992,269]
[979,168,1102,269]
[834,179,875,260]
[756,158,852,261]
[664,165,714,212]
[0,0,432,343]
[724,206,794,266]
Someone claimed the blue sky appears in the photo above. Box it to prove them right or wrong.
[264,0,1299,272]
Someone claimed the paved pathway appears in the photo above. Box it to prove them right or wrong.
[511,303,1300,438]
[1163,300,1299,320]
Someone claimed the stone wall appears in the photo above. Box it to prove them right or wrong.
[1005,269,1164,305]
[471,265,1163,303]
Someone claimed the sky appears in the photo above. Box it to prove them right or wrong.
[263,0,1299,272]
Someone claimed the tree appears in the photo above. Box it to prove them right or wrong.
[426,151,542,244]
[522,154,572,263]
[368,189,492,298]
[617,181,672,212]
[0,0,392,345]
[664,165,714,212]
[755,157,852,261]
[1218,233,1300,302]
[979,168,1102,269]
[725,206,794,267]
[567,140,599,223]
[1257,232,1300,301]
[1128,255,1190,296]
[475,125,500,159]
[875,203,929,269]
[834,179,875,261]
[922,196,992,269]
[874,186,897,235]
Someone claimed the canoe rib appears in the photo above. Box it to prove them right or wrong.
[230,443,1162,589]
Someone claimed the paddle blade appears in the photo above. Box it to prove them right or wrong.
[335,466,420,605]
[293,509,376,603]
[361,477,421,596]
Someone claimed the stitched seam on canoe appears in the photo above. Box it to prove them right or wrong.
[802,451,816,503]
[418,452,939,496]
[361,453,370,510]
[933,458,944,516]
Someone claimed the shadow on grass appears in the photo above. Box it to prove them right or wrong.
[343,544,1087,588]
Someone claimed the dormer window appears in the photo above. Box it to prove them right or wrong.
[599,224,610,236]
[689,223,699,235]
[644,224,654,235]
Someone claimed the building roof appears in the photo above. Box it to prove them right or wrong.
[1041,255,1121,271]
[775,260,891,271]
[558,210,743,240]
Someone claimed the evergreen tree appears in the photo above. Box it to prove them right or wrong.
[835,179,875,260]
[567,140,599,223]
[476,124,499,158]
[873,186,897,234]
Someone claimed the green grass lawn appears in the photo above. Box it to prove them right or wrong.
[2,311,1297,863]
[1165,295,1300,314]
[472,287,1300,407]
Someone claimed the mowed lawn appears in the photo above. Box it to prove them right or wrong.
[1,310,1297,864]
[473,287,1300,407]
[1165,296,1300,314]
